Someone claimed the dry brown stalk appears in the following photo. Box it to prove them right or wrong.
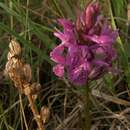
[4,39,49,130]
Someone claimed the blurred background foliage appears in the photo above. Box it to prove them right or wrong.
[0,0,130,130]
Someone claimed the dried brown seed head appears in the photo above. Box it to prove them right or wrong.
[24,83,32,95]
[31,82,41,94]
[7,52,13,61]
[40,106,50,124]
[8,39,21,60]
[23,64,32,83]
[32,94,38,101]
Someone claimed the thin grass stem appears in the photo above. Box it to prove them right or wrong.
[19,94,29,130]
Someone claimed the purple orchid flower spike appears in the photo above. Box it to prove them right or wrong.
[50,1,118,86]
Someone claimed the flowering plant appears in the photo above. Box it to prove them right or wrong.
[50,1,118,86]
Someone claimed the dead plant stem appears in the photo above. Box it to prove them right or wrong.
[27,94,45,130]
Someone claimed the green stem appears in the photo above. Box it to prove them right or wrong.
[9,0,13,30]
[83,85,91,130]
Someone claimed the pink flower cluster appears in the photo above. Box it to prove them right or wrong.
[50,2,118,85]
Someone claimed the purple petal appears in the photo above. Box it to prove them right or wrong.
[54,32,65,41]
[54,31,71,45]
[50,44,65,64]
[101,24,118,39]
[67,45,78,56]
[68,66,88,85]
[53,64,64,77]
[86,35,115,45]
[54,21,76,46]
[93,60,109,66]
[84,2,100,29]
[58,19,74,31]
